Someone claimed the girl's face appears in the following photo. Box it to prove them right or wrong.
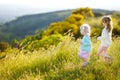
[80,27,90,36]
[80,29,85,35]
[102,17,110,27]
[102,20,107,27]
[102,22,106,27]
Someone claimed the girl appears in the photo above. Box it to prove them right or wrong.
[78,24,91,67]
[97,16,113,61]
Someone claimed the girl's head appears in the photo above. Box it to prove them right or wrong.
[102,16,113,33]
[80,24,91,36]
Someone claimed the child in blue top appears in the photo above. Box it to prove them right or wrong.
[78,24,91,67]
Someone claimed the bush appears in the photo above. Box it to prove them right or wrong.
[21,33,63,50]
[91,27,101,37]
[0,42,9,52]
[112,27,120,36]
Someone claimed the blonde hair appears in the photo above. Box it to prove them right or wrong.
[102,16,113,33]
[80,24,91,36]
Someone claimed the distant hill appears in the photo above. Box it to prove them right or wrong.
[0,9,115,43]
[0,10,72,42]
[0,16,16,24]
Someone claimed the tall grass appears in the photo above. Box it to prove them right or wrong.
[0,36,120,80]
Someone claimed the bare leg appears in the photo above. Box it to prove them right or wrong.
[97,46,113,62]
[97,46,108,56]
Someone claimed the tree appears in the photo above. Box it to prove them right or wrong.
[72,7,94,19]
[43,7,94,39]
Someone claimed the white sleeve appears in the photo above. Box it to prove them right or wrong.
[97,28,107,40]
[97,36,103,40]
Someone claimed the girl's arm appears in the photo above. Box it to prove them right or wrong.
[97,28,108,40]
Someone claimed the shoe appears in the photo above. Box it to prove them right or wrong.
[105,56,113,63]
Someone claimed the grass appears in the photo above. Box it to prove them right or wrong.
[0,36,120,80]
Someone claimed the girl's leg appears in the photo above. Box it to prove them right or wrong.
[97,46,113,61]
[100,46,108,56]
[97,46,108,56]
[79,51,90,67]
[82,58,89,67]
[102,48,113,60]
[82,52,90,67]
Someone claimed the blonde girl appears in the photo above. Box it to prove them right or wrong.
[78,24,91,67]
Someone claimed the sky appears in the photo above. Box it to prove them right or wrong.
[0,0,120,18]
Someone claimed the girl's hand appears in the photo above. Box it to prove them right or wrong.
[97,36,102,40]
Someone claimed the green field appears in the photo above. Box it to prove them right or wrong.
[0,36,120,80]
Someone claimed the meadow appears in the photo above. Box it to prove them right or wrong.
[0,36,120,80]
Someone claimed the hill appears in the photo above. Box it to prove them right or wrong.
[0,9,116,43]
[0,10,72,42]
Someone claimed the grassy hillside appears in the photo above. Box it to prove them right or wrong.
[0,36,120,80]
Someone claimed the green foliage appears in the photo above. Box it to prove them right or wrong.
[112,17,120,37]
[91,27,101,37]
[93,12,104,17]
[12,39,20,48]
[20,33,63,50]
[113,12,120,19]
[113,27,120,36]
[65,14,84,27]
[72,7,94,18]
[0,10,72,43]
[0,42,9,52]
[44,15,83,37]
[44,7,93,39]
[0,36,120,80]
